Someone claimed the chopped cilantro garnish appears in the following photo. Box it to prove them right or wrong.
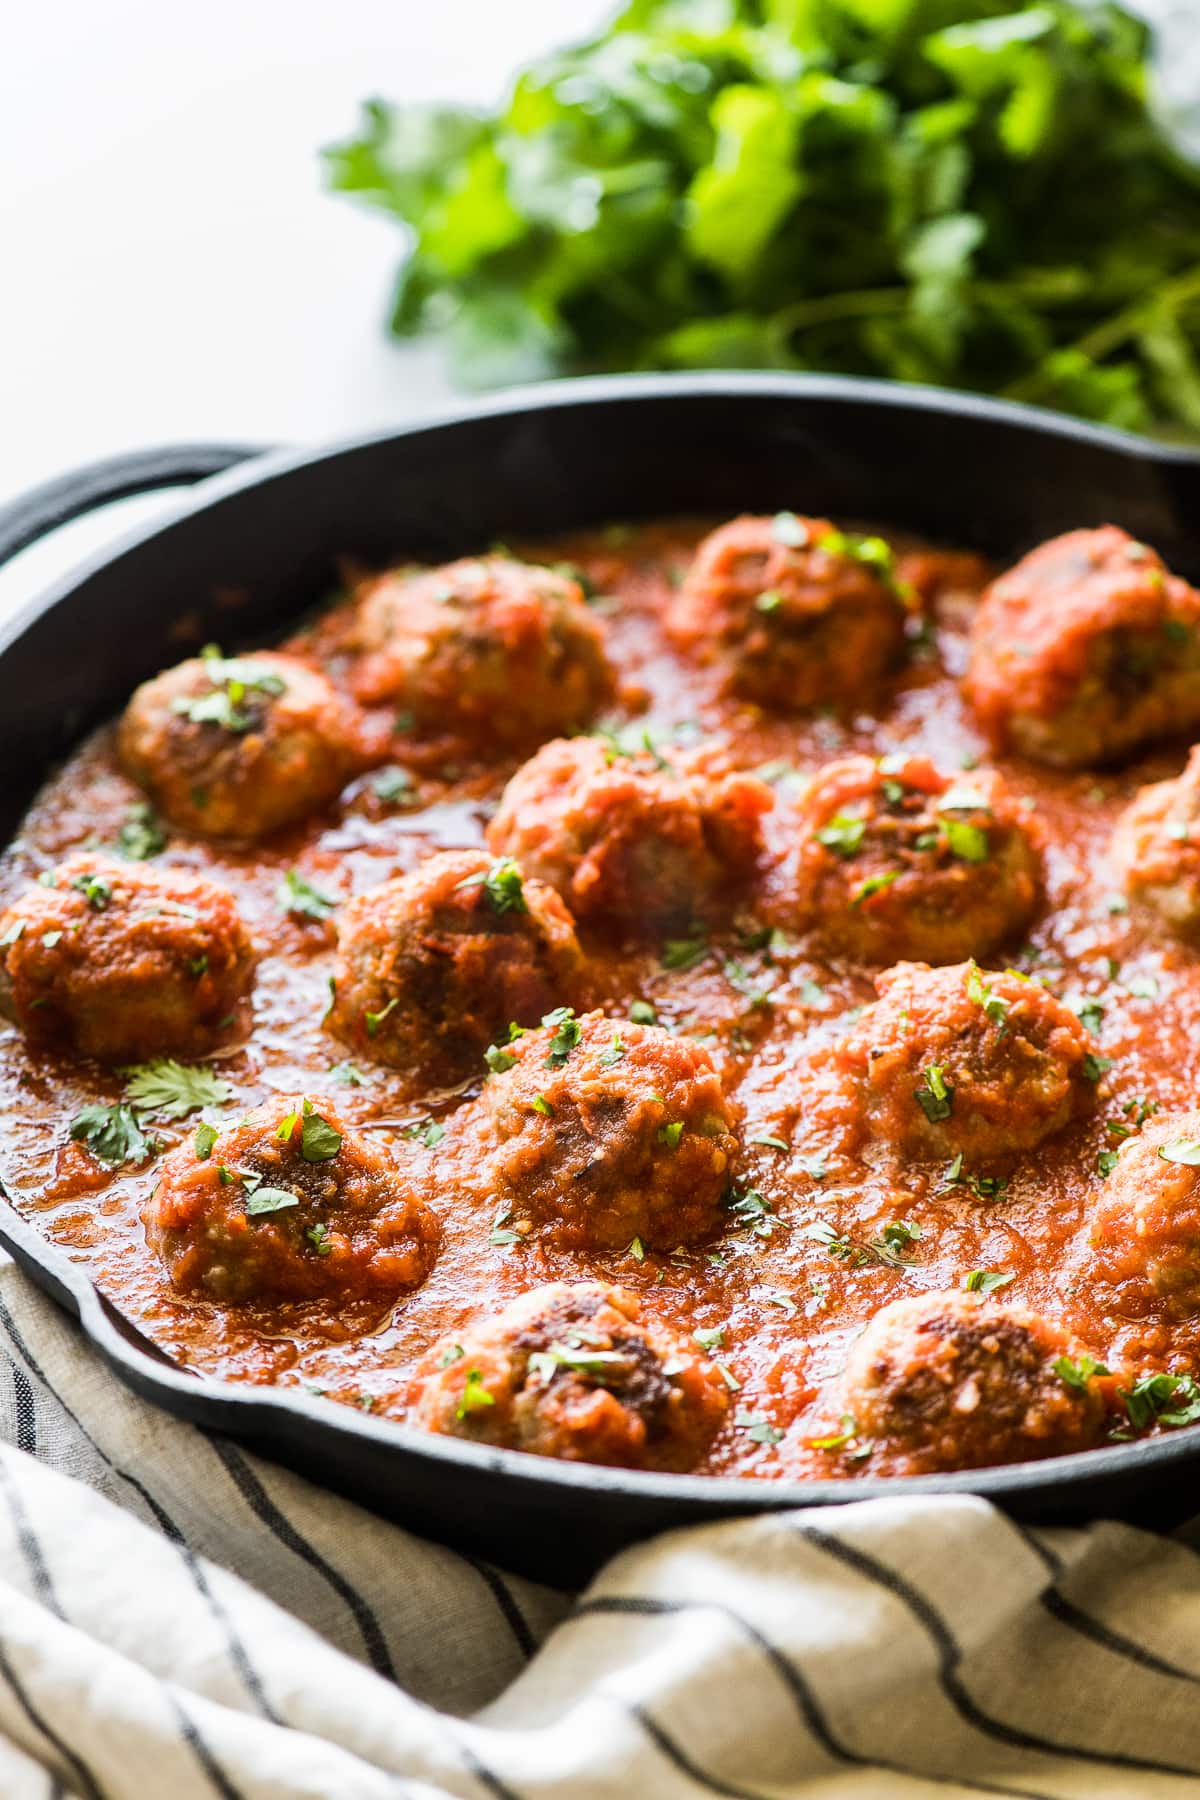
[456,1369,495,1420]
[194,1121,218,1160]
[439,1343,465,1369]
[915,1063,953,1123]
[942,818,989,863]
[300,1109,342,1163]
[456,856,528,915]
[816,813,866,858]
[734,1408,784,1448]
[693,1326,726,1351]
[851,870,899,906]
[809,1414,872,1457]
[1054,1354,1110,1393]
[404,1118,445,1149]
[245,1186,302,1217]
[871,1220,923,1266]
[371,766,415,805]
[172,655,285,733]
[628,1236,646,1262]
[329,1061,366,1086]
[542,1006,581,1067]
[724,1181,774,1238]
[750,1134,789,1151]
[629,1000,657,1025]
[598,1033,626,1067]
[306,1223,333,1257]
[71,871,112,910]
[1097,1148,1121,1177]
[1081,1053,1114,1084]
[278,869,338,922]
[1076,996,1105,1035]
[657,1120,684,1149]
[964,1269,1013,1296]
[489,1205,520,1247]
[531,1093,554,1116]
[124,1059,232,1120]
[69,1103,156,1167]
[965,963,1010,1026]
[365,997,400,1037]
[1119,1372,1200,1432]
[115,802,166,861]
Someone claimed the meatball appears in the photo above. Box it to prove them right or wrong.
[667,513,907,710]
[118,649,360,838]
[842,1291,1107,1474]
[345,555,614,748]
[834,960,1097,1162]
[486,736,772,934]
[326,850,584,1085]
[791,754,1040,964]
[1110,746,1200,936]
[964,526,1200,768]
[0,854,254,1062]
[481,1009,739,1251]
[145,1094,438,1305]
[415,1282,728,1471]
[1089,1109,1200,1320]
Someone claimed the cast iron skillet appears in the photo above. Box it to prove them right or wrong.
[3,373,1200,1587]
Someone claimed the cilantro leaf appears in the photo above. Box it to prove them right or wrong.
[123,1059,233,1120]
[69,1103,156,1167]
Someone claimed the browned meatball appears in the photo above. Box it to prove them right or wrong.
[841,1291,1108,1474]
[480,1009,739,1251]
[326,850,584,1086]
[345,556,614,748]
[667,513,907,710]
[1110,746,1200,937]
[0,854,254,1062]
[145,1094,438,1305]
[415,1282,728,1471]
[834,961,1098,1162]
[1089,1109,1200,1320]
[118,649,360,838]
[486,736,772,934]
[791,754,1040,964]
[964,526,1200,768]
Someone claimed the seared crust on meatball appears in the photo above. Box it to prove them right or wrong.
[964,526,1200,768]
[0,853,254,1063]
[344,556,614,748]
[1089,1108,1200,1320]
[791,754,1040,964]
[667,513,907,710]
[145,1094,438,1305]
[486,736,772,934]
[834,960,1097,1161]
[842,1291,1107,1474]
[326,850,584,1086]
[480,1010,739,1251]
[118,649,360,839]
[1110,746,1200,937]
[415,1281,728,1470]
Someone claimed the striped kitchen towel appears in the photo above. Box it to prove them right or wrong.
[1,1255,1200,1799]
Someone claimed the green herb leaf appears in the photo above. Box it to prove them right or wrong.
[629,1000,657,1025]
[245,1186,302,1216]
[915,1063,954,1123]
[194,1121,218,1160]
[124,1059,233,1120]
[300,1110,342,1163]
[456,1368,495,1419]
[816,813,866,858]
[69,1103,156,1167]
[1054,1353,1110,1393]
[456,856,528,915]
[662,936,707,971]
[116,802,167,861]
[964,1269,1013,1296]
[278,869,338,922]
[542,1005,581,1067]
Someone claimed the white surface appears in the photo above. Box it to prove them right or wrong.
[0,1,604,507]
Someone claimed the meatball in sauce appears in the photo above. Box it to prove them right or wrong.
[6,509,1200,1481]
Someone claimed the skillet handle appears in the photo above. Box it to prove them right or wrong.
[0,444,268,571]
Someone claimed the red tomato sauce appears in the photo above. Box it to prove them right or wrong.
[0,518,1195,1481]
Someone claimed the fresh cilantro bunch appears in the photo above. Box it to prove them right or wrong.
[325,0,1200,433]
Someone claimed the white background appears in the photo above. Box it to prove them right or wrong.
[0,0,1195,605]
[0,1,604,601]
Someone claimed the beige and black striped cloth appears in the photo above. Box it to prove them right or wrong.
[1,1260,1200,1797]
